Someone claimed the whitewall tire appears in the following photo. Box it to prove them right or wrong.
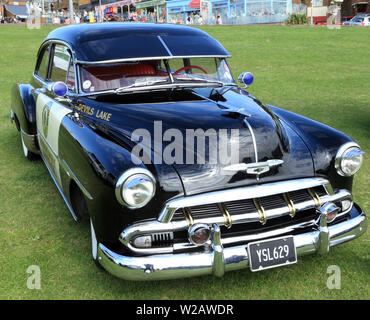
[90,219,98,261]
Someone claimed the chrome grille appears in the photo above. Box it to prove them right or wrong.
[171,186,327,224]
[120,178,353,255]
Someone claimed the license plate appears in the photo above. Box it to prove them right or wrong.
[247,236,297,272]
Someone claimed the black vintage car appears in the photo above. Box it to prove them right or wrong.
[11,23,366,280]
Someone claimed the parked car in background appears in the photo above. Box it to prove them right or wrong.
[10,23,367,281]
[343,13,370,26]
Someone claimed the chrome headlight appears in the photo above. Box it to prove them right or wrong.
[335,143,364,177]
[115,168,156,209]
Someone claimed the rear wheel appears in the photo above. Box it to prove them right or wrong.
[21,134,37,160]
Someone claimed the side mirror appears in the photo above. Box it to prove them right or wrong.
[238,72,254,88]
[52,81,68,97]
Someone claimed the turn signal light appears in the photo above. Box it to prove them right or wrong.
[317,202,340,223]
[188,224,211,246]
[133,235,151,248]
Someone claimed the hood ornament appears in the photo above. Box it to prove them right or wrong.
[223,159,284,179]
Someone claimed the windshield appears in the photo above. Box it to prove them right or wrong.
[80,57,235,93]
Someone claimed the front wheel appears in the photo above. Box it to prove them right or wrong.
[90,219,104,271]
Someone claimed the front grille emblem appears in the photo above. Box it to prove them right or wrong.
[223,159,284,178]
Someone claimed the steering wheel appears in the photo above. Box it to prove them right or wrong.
[173,65,208,76]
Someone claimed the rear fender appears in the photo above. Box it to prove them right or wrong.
[11,83,37,135]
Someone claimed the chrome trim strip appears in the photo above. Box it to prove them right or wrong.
[76,55,231,65]
[38,129,58,158]
[157,36,173,56]
[158,178,329,223]
[120,188,352,255]
[98,212,367,280]
[243,118,258,163]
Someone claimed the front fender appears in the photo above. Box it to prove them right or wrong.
[58,114,184,244]
[269,105,355,191]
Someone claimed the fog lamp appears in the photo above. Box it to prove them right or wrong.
[188,224,211,246]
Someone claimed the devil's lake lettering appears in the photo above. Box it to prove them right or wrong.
[96,109,112,122]
[76,105,112,122]
[76,104,94,115]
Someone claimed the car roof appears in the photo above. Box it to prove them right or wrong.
[44,23,230,64]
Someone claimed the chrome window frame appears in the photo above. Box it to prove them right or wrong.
[33,39,80,95]
[34,39,236,97]
[77,56,236,96]
[34,38,235,96]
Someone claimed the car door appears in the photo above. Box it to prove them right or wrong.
[35,43,75,187]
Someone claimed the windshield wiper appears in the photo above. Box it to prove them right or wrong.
[174,77,239,88]
[115,79,168,93]
[174,77,225,86]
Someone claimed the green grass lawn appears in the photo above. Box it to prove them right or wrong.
[0,25,369,300]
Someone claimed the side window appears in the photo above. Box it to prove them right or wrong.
[36,45,51,80]
[50,44,72,84]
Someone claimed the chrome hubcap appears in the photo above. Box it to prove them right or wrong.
[21,135,28,157]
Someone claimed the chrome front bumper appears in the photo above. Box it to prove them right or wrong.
[97,206,367,281]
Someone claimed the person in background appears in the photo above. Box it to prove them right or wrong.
[216,14,222,25]
[198,15,204,25]
[65,17,70,24]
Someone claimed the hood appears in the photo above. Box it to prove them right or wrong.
[80,89,314,195]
